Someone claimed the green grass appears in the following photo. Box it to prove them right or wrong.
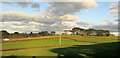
[2,35,119,57]
[2,38,93,49]
[2,47,58,56]
[2,42,119,57]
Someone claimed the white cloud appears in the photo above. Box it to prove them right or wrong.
[1,11,30,22]
[1,11,57,24]
[62,22,79,27]
[0,21,46,33]
[48,1,98,16]
[50,22,79,28]
[59,14,78,21]
[92,23,119,32]
[1,21,45,26]
[1,24,40,33]
[102,3,119,23]
[10,26,40,33]
[3,1,119,33]
[1,21,78,33]
[1,11,81,33]
[28,22,44,25]
[1,1,98,33]
[110,9,118,13]
[1,22,25,26]
[101,19,114,24]
[1,11,79,24]
[110,3,119,13]
[77,20,119,32]
[77,21,94,27]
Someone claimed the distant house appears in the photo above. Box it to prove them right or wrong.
[79,31,87,36]
[92,31,97,36]
[110,32,119,36]
[109,34,115,36]
[102,33,105,36]
[93,33,97,36]
[3,38,9,41]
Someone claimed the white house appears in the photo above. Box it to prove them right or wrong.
[3,38,9,41]
[110,32,119,36]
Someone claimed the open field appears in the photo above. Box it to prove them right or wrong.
[1,35,119,57]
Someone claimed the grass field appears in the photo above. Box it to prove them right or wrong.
[1,35,119,57]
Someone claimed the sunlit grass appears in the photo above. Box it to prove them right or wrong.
[2,38,93,49]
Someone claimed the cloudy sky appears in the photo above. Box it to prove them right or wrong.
[0,0,119,34]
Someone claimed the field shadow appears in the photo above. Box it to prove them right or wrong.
[50,42,119,58]
[1,56,57,58]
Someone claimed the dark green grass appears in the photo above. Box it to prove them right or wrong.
[50,42,119,58]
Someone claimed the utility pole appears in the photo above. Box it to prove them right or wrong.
[59,21,61,47]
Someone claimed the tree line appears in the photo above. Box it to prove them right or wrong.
[0,27,111,39]
[0,30,56,39]
[70,27,110,36]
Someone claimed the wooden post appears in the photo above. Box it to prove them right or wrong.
[60,22,61,47]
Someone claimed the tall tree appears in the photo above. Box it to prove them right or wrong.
[29,32,34,37]
[51,31,56,35]
[39,31,49,36]
[72,27,81,35]
[13,32,19,35]
[0,30,10,39]
[87,28,95,36]
[104,30,110,36]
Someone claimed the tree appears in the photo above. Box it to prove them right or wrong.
[51,31,56,35]
[72,27,81,35]
[95,30,104,36]
[85,29,89,35]
[79,28,85,36]
[39,31,49,36]
[72,27,86,35]
[86,28,95,36]
[30,32,33,34]
[13,32,19,35]
[104,30,110,36]
[0,30,10,39]
[29,32,34,37]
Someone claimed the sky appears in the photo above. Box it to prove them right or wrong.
[0,0,119,35]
